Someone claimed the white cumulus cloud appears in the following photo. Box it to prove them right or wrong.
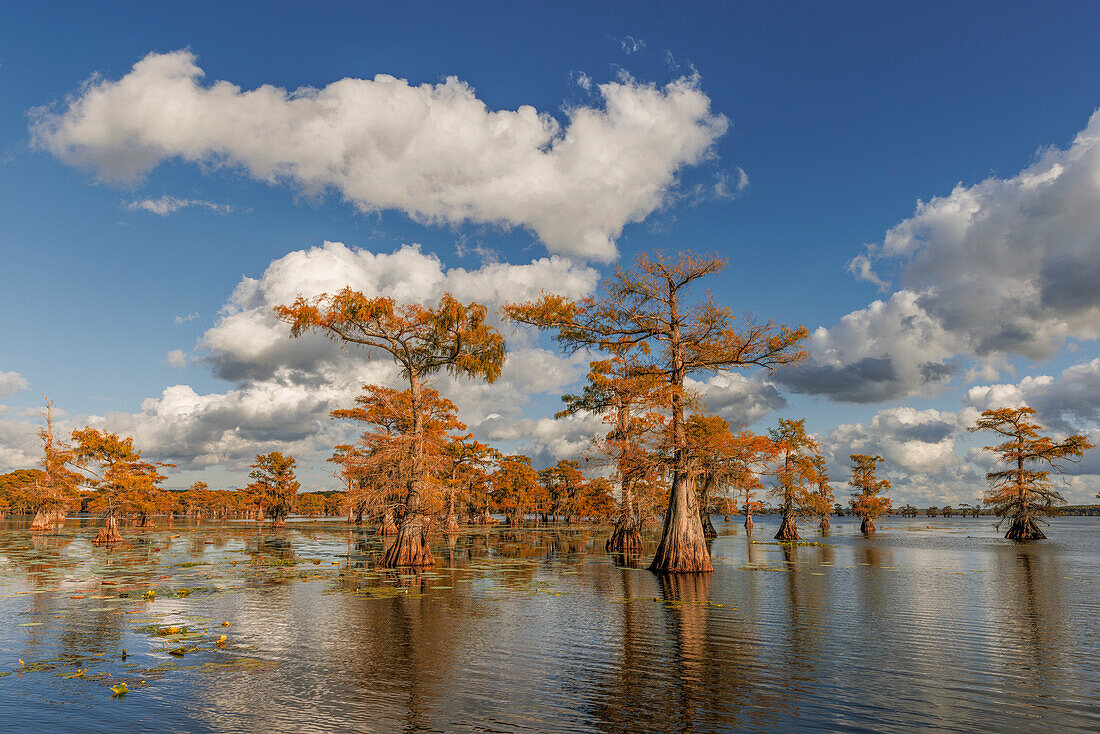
[32,50,728,260]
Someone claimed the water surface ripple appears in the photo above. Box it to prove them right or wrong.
[0,515,1096,732]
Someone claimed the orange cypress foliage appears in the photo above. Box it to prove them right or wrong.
[683,416,778,538]
[559,352,665,552]
[26,399,81,530]
[246,452,300,527]
[72,428,174,542]
[331,384,467,536]
[491,455,543,527]
[506,250,808,573]
[848,454,891,534]
[275,290,506,568]
[766,418,823,541]
[969,407,1093,540]
[442,435,499,530]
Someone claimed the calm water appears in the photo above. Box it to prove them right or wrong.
[0,515,1097,733]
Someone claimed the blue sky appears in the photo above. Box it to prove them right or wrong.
[2,1,1099,504]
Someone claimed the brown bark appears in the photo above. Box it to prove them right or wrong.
[699,475,718,539]
[819,516,831,533]
[606,515,644,554]
[139,515,156,528]
[29,509,52,532]
[444,514,460,533]
[379,513,434,568]
[650,291,712,574]
[92,515,124,545]
[860,517,875,534]
[775,510,800,541]
[380,371,436,569]
[379,509,398,536]
[649,473,713,573]
[744,512,754,533]
[1005,514,1046,540]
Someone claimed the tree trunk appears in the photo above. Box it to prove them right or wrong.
[649,473,713,573]
[139,514,156,528]
[379,509,398,536]
[1005,514,1045,540]
[744,511,754,533]
[700,512,718,539]
[606,515,644,554]
[444,486,460,533]
[860,517,875,534]
[775,509,800,541]
[29,509,52,532]
[92,515,124,545]
[380,371,435,569]
[819,516,831,533]
[380,511,433,568]
[699,475,718,539]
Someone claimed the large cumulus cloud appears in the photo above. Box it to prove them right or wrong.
[31,50,728,260]
[781,109,1100,403]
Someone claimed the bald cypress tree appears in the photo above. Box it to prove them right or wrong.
[507,251,807,572]
[970,407,1093,540]
[277,291,506,568]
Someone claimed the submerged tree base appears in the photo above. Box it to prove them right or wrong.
[606,517,643,554]
[29,510,53,532]
[379,513,398,536]
[860,517,875,534]
[774,514,800,541]
[444,514,460,534]
[819,517,831,533]
[379,517,435,568]
[744,515,754,534]
[92,516,124,545]
[649,536,713,573]
[1005,515,1046,541]
[701,513,718,539]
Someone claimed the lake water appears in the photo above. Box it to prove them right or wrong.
[0,515,1097,733]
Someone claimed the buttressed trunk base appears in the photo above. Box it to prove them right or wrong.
[649,474,713,573]
[606,515,644,554]
[860,517,875,534]
[701,511,718,539]
[380,514,434,568]
[774,511,800,541]
[29,509,52,532]
[92,515,124,545]
[1005,514,1046,541]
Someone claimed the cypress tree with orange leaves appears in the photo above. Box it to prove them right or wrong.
[332,384,467,539]
[27,398,80,531]
[848,454,891,534]
[247,452,300,527]
[72,428,173,543]
[559,352,665,553]
[491,455,544,527]
[276,290,506,568]
[969,407,1093,540]
[811,455,834,533]
[767,419,822,541]
[507,250,807,573]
